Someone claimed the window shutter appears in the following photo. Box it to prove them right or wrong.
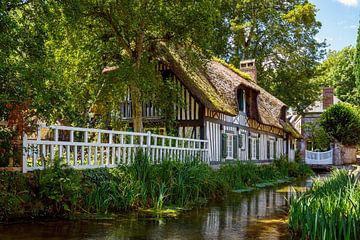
[267,140,270,159]
[221,133,227,159]
[233,135,238,159]
[248,138,252,160]
[256,138,260,160]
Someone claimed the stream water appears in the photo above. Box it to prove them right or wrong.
[0,178,315,240]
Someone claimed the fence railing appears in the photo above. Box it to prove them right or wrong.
[22,125,209,173]
[305,149,333,165]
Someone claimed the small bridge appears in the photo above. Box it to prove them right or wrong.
[305,149,333,167]
[22,125,210,173]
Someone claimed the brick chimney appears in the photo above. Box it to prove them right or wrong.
[323,87,334,110]
[240,59,257,83]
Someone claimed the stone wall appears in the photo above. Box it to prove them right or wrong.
[333,142,357,165]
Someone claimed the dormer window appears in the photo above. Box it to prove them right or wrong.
[237,89,246,113]
[280,106,287,121]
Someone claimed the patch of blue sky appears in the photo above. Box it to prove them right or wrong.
[309,0,360,51]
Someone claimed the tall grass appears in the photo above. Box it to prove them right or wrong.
[289,170,360,240]
[217,156,313,190]
[0,154,312,222]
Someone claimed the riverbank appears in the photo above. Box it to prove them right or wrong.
[0,155,312,223]
[289,169,360,240]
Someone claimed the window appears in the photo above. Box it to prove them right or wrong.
[266,138,276,160]
[238,133,246,150]
[237,89,245,113]
[226,134,233,159]
[222,132,238,160]
[249,135,259,160]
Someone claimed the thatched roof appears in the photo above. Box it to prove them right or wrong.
[103,43,301,138]
[155,43,301,137]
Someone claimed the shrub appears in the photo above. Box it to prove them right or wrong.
[37,165,83,216]
[0,127,21,167]
[0,172,32,222]
[320,103,360,146]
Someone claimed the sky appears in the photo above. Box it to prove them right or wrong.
[309,0,360,51]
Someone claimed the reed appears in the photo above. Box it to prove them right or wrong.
[289,170,360,240]
[0,153,313,222]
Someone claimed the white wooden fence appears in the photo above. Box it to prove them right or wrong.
[22,125,209,173]
[305,149,333,165]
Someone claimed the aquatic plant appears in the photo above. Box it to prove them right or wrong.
[0,153,312,222]
[289,170,360,240]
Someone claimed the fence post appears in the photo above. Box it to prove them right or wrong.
[22,133,28,173]
[147,131,151,158]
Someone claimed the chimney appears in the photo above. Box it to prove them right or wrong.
[323,87,334,110]
[240,59,257,83]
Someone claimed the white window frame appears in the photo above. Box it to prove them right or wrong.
[226,133,234,159]
[239,132,246,150]
[269,137,275,160]
[249,134,258,161]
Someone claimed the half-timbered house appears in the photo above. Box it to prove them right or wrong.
[103,44,301,162]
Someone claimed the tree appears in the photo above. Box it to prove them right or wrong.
[50,0,221,132]
[320,103,360,146]
[355,23,360,87]
[302,121,331,151]
[313,47,360,105]
[0,0,75,136]
[211,0,326,112]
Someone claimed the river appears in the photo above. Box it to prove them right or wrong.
[0,178,315,240]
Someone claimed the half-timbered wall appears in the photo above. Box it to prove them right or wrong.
[115,63,292,162]
[204,101,289,162]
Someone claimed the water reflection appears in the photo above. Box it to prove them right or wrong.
[0,182,307,240]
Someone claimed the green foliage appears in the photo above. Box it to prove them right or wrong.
[302,121,332,151]
[50,0,222,131]
[0,1,63,124]
[38,164,83,215]
[314,47,360,105]
[289,170,360,240]
[212,0,325,113]
[0,127,21,167]
[355,23,360,88]
[320,103,360,146]
[0,155,312,222]
[217,156,313,190]
[212,56,252,81]
[0,171,31,222]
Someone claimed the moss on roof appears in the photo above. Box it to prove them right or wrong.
[212,56,253,82]
[154,43,301,138]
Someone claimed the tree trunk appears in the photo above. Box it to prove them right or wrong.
[130,83,143,132]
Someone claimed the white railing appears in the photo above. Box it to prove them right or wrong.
[22,125,209,173]
[305,149,333,165]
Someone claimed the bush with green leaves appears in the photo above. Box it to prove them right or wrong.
[302,121,332,151]
[0,154,313,222]
[37,165,83,216]
[0,171,32,222]
[320,103,360,146]
[0,127,21,167]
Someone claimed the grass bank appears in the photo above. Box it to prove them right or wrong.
[0,155,312,223]
[289,170,360,240]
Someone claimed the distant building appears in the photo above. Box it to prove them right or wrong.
[294,87,340,155]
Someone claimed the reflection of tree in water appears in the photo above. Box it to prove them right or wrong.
[202,187,292,239]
